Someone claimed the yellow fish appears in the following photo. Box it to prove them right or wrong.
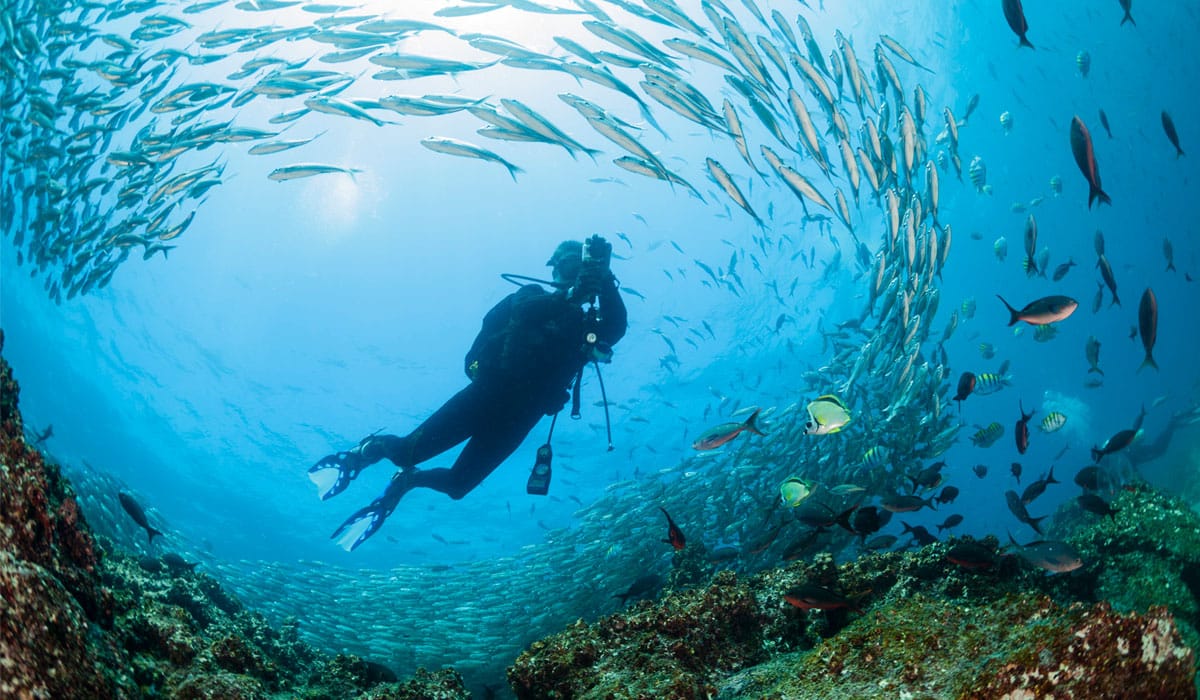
[780,477,815,507]
[805,394,851,435]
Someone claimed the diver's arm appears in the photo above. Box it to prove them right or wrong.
[595,274,627,346]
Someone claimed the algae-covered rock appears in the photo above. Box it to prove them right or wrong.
[508,570,766,699]
[719,595,1193,699]
[509,486,1200,699]
[0,331,471,699]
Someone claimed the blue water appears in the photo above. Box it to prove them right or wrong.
[2,0,1199,690]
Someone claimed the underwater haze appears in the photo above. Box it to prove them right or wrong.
[2,0,1199,693]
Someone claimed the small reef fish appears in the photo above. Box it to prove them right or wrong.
[804,395,851,435]
[936,514,964,532]
[1015,401,1034,454]
[1138,288,1158,372]
[879,494,935,513]
[779,476,815,507]
[1091,428,1138,462]
[947,541,997,569]
[1051,259,1076,281]
[1039,412,1067,433]
[1097,254,1120,307]
[997,295,1078,326]
[971,422,1004,447]
[1098,109,1113,138]
[783,584,863,613]
[692,407,765,449]
[1005,490,1046,534]
[936,486,959,505]
[953,372,976,410]
[1009,536,1083,573]
[1077,493,1118,518]
[1086,336,1103,375]
[1020,466,1059,505]
[659,507,686,550]
[1069,116,1112,208]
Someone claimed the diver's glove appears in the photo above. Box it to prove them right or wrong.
[330,471,412,552]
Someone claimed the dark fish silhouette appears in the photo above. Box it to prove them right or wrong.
[1161,111,1184,158]
[1138,288,1158,371]
[1091,429,1138,462]
[1052,258,1077,281]
[118,491,164,543]
[161,552,199,573]
[1005,490,1045,534]
[613,574,662,605]
[1098,109,1113,138]
[1119,0,1135,26]
[953,371,976,409]
[1097,254,1121,306]
[947,541,996,568]
[1002,0,1035,48]
[1078,493,1118,518]
[1015,401,1034,455]
[1070,116,1111,208]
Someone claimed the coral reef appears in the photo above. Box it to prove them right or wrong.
[510,488,1200,699]
[0,331,469,700]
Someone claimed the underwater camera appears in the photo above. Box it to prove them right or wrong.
[526,443,553,495]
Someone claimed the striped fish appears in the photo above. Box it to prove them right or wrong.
[1039,412,1067,433]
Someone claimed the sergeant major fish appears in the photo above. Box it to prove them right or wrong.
[971,422,1004,447]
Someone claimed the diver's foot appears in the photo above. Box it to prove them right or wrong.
[307,432,388,501]
[330,471,413,552]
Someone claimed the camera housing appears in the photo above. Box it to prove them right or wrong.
[582,234,612,269]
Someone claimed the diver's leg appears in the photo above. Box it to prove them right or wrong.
[308,385,483,500]
[409,401,544,499]
[372,384,491,468]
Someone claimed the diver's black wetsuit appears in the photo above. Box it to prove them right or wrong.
[368,279,626,499]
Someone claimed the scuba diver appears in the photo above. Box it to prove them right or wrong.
[309,235,627,551]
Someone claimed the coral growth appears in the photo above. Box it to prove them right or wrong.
[0,331,469,699]
[509,490,1200,699]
